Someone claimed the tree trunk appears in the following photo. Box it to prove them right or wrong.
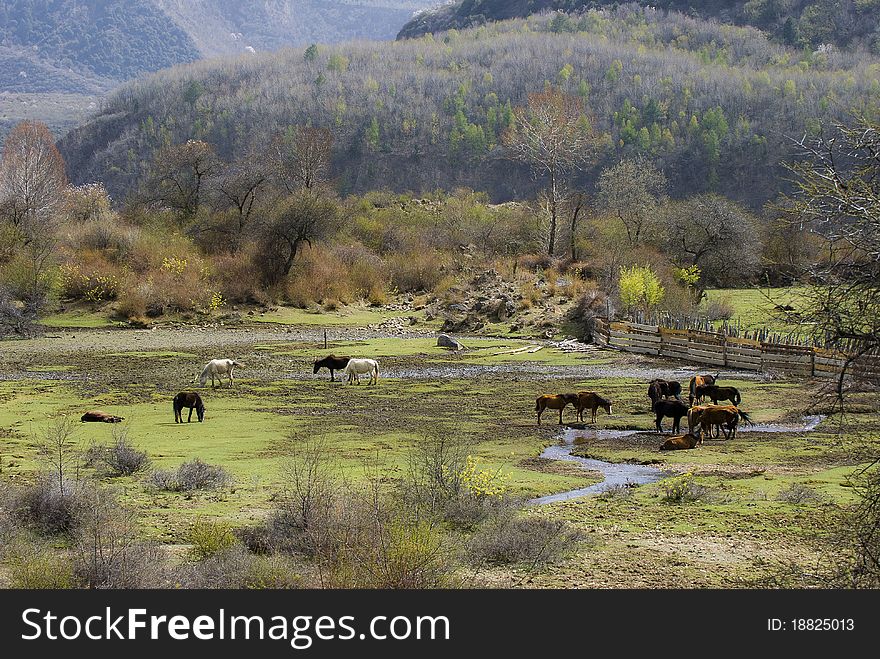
[569,193,583,260]
[547,170,558,256]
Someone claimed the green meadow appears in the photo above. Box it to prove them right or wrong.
[1,319,876,587]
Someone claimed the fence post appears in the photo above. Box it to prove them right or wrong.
[810,349,815,378]
[324,329,328,350]
[722,334,728,368]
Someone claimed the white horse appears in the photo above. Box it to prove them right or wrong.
[343,358,379,385]
[199,358,241,388]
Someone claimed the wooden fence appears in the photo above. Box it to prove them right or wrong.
[592,318,880,380]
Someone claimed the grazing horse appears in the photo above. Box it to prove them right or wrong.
[688,373,719,406]
[694,384,741,406]
[81,410,124,423]
[695,405,752,440]
[199,358,241,388]
[648,378,682,405]
[659,433,701,451]
[536,393,579,426]
[687,404,722,439]
[344,358,379,385]
[313,355,351,382]
[653,399,689,434]
[173,391,205,423]
[576,391,613,424]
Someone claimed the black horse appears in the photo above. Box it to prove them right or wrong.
[174,391,205,423]
[653,399,689,434]
[313,354,351,382]
[648,378,682,405]
[694,384,741,406]
[689,373,719,406]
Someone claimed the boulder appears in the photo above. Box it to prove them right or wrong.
[437,333,465,350]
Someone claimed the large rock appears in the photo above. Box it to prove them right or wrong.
[437,333,465,350]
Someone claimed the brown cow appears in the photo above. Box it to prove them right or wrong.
[659,433,702,451]
[536,393,579,426]
[81,410,124,423]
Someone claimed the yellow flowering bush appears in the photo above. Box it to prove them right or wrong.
[660,471,707,504]
[161,256,188,277]
[59,261,120,303]
[209,291,226,311]
[459,456,510,500]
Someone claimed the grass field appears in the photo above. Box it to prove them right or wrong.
[2,314,877,587]
[702,287,807,333]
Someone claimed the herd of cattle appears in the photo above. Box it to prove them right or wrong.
[536,373,754,451]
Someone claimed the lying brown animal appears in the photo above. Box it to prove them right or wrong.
[81,410,124,423]
[659,433,702,451]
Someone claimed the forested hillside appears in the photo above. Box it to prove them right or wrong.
[0,0,201,94]
[60,6,880,209]
[399,0,880,53]
[0,0,437,95]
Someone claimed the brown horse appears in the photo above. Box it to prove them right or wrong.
[693,405,752,440]
[313,354,351,382]
[536,393,579,426]
[687,404,721,438]
[688,373,719,406]
[174,391,205,423]
[659,433,701,451]
[648,379,682,405]
[81,410,124,423]
[694,384,741,406]
[576,391,613,424]
[653,399,689,434]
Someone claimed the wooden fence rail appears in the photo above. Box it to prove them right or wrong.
[592,318,880,379]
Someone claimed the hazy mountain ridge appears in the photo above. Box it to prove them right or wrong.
[0,0,440,95]
[397,0,880,52]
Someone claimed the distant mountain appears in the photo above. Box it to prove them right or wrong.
[0,0,440,95]
[398,0,880,53]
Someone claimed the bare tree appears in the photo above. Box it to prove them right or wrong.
[595,156,666,247]
[504,88,599,256]
[143,140,221,221]
[0,120,67,242]
[214,155,268,248]
[784,116,880,363]
[259,188,339,285]
[663,194,761,289]
[272,125,334,192]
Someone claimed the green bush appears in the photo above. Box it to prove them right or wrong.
[189,520,238,560]
[9,549,75,589]
[660,472,708,504]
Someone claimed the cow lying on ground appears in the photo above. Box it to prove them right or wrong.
[81,410,124,423]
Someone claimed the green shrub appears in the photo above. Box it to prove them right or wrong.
[189,520,238,560]
[660,472,708,504]
[9,550,75,589]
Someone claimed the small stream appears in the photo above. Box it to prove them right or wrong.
[529,415,825,505]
